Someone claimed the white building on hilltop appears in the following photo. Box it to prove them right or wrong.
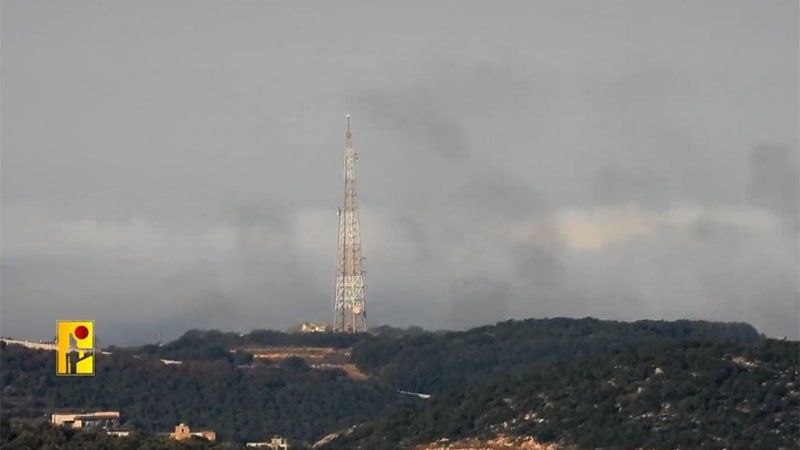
[298,322,329,333]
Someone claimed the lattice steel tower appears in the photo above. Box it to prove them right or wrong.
[332,114,367,333]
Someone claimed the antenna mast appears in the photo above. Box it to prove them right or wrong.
[332,114,367,333]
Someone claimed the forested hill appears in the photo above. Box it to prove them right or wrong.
[119,328,368,361]
[2,317,795,450]
[351,317,763,393]
[0,343,393,443]
[330,338,798,450]
[324,318,798,449]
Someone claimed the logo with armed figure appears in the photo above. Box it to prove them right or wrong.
[56,321,94,376]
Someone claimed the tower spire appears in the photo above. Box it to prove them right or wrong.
[333,115,367,333]
[345,114,353,148]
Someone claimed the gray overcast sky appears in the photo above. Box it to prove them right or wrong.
[2,0,798,344]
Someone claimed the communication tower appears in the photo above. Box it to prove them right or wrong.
[332,115,367,333]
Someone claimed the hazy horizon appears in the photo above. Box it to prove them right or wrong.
[2,0,798,344]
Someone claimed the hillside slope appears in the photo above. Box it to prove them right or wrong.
[0,342,392,442]
[331,335,799,449]
[2,318,796,449]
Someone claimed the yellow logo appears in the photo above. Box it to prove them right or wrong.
[56,321,94,376]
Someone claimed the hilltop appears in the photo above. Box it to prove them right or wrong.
[1,318,797,449]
